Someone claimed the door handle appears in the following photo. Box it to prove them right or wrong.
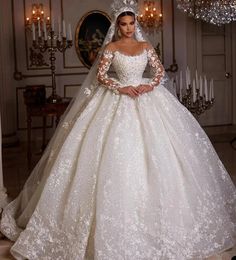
[225,72,232,78]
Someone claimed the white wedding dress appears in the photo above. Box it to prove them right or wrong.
[1,46,236,260]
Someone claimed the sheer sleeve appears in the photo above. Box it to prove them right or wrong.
[97,49,120,95]
[146,46,165,88]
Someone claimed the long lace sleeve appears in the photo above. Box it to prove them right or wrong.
[147,47,165,88]
[97,49,120,95]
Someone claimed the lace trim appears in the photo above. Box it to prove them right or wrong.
[97,50,120,95]
[113,49,147,57]
[147,48,165,87]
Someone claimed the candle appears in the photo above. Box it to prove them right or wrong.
[193,79,196,103]
[185,68,188,90]
[209,82,212,100]
[68,23,72,41]
[58,19,61,41]
[179,70,183,101]
[210,79,214,100]
[186,67,190,89]
[211,79,214,99]
[175,74,179,94]
[199,75,203,97]
[188,68,191,88]
[43,20,47,40]
[32,23,35,41]
[62,20,66,38]
[38,19,41,37]
[179,88,182,102]
[195,70,199,89]
[204,76,208,101]
[51,17,54,31]
[179,70,183,93]
[179,77,183,102]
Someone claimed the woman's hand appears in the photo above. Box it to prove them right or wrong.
[117,86,140,99]
[135,84,154,95]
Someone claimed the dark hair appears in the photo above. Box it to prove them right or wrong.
[117,11,135,23]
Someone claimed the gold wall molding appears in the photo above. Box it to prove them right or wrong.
[64,84,82,97]
[19,71,88,79]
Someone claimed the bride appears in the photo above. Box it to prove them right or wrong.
[1,0,236,259]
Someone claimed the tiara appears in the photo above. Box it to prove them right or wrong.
[111,0,139,20]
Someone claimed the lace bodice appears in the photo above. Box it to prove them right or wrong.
[97,45,164,93]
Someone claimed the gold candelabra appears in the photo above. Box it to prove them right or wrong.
[32,30,72,103]
[179,88,214,115]
[175,69,215,115]
[26,3,73,103]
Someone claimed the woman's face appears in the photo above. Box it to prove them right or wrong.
[117,15,135,38]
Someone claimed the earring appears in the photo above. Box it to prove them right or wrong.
[117,28,121,38]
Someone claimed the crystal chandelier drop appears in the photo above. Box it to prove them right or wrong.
[137,0,163,34]
[176,0,236,26]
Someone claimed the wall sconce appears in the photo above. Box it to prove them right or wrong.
[138,0,163,34]
[26,3,50,29]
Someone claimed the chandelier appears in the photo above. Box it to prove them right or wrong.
[138,0,163,34]
[176,0,236,26]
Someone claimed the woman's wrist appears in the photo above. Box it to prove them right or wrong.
[149,83,155,89]
[112,87,120,95]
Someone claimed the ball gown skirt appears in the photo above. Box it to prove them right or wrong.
[0,51,235,259]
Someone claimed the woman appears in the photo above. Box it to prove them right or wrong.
[1,0,236,259]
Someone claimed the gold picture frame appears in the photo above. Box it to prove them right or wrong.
[75,10,111,68]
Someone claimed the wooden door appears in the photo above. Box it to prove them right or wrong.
[197,22,233,126]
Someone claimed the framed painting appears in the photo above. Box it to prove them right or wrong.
[75,10,111,68]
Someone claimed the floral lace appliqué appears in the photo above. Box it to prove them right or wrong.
[97,50,120,95]
[147,47,165,87]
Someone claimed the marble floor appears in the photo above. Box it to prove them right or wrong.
[0,132,236,259]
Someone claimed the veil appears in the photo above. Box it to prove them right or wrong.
[1,0,177,226]
[58,1,177,131]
